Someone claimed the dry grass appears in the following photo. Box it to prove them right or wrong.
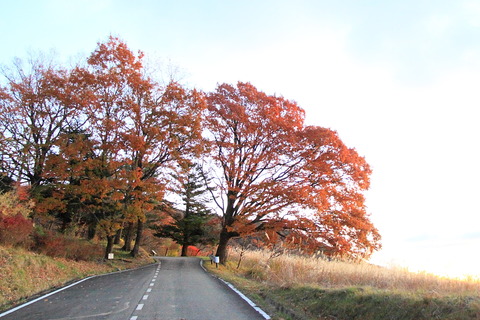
[207,248,480,319]
[228,248,480,296]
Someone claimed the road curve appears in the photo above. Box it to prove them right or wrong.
[0,257,268,320]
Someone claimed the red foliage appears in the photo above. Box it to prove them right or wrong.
[15,185,30,202]
[32,231,103,261]
[187,245,201,256]
[0,213,34,247]
[205,82,380,262]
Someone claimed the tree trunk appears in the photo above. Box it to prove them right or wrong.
[181,244,188,257]
[60,217,69,234]
[215,229,232,264]
[87,222,97,240]
[114,226,123,245]
[130,218,144,257]
[121,221,134,251]
[104,235,115,259]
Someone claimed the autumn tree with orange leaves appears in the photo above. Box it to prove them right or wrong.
[3,37,205,258]
[0,57,86,197]
[1,38,379,263]
[60,37,204,257]
[204,82,380,264]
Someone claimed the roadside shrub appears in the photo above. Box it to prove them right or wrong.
[0,190,34,248]
[64,238,104,261]
[33,231,103,261]
[0,213,34,247]
[33,231,65,257]
[0,190,33,218]
[187,246,201,256]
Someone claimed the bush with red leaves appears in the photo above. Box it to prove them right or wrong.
[0,213,34,247]
[32,231,104,261]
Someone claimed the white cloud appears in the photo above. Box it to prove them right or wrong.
[46,0,112,14]
[424,14,454,37]
[463,0,480,27]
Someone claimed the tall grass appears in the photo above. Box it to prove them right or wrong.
[228,248,480,296]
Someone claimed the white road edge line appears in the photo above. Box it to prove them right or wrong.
[219,279,271,320]
[200,260,271,320]
[0,262,161,318]
[0,276,92,318]
[199,259,207,271]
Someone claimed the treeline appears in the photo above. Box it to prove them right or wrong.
[0,37,381,263]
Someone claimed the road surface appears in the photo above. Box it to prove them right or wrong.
[0,257,268,320]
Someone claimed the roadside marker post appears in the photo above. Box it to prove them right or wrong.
[208,255,220,268]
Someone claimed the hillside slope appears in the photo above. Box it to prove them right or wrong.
[0,245,153,311]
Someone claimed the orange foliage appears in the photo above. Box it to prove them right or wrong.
[1,38,380,263]
[205,82,380,262]
[0,57,85,188]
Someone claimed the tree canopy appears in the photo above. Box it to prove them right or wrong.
[204,82,380,263]
[0,37,380,262]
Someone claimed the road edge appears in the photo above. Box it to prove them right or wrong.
[200,260,271,320]
[0,262,159,318]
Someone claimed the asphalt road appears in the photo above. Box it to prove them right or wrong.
[0,257,268,320]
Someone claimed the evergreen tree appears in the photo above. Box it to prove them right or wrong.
[155,163,216,256]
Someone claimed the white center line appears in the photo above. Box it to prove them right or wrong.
[136,304,144,311]
[149,283,154,286]
[130,316,138,320]
[143,294,149,300]
[147,288,152,293]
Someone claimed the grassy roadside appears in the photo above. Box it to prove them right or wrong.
[204,250,480,320]
[203,259,286,319]
[0,245,155,312]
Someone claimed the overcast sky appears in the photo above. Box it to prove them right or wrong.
[2,0,480,278]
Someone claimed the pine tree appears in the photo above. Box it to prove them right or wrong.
[155,163,217,256]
